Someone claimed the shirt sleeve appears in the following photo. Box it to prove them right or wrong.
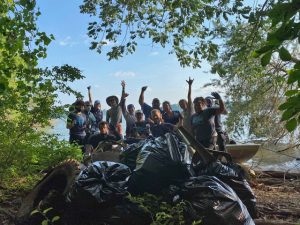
[142,103,152,117]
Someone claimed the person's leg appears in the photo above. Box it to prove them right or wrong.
[217,132,227,152]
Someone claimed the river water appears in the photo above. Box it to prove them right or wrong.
[50,119,300,172]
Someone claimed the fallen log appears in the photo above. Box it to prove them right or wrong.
[254,219,298,225]
[255,178,286,185]
[255,171,300,180]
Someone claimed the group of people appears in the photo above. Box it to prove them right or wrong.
[66,78,228,153]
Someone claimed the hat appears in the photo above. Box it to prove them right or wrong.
[106,95,119,106]
[135,110,143,115]
[94,100,101,105]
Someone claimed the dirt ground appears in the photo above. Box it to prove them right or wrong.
[252,172,300,225]
[0,172,299,225]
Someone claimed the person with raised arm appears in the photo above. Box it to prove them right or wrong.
[191,92,225,149]
[106,90,123,137]
[179,77,195,135]
[88,86,103,133]
[120,80,136,138]
[138,86,162,121]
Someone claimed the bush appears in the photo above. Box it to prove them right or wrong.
[0,129,81,180]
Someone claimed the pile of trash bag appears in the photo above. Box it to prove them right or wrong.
[17,132,257,225]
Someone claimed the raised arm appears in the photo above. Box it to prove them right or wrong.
[211,92,225,115]
[139,86,147,106]
[120,80,129,116]
[186,77,194,112]
[87,86,92,105]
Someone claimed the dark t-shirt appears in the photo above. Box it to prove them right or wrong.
[91,107,103,128]
[132,121,149,137]
[191,108,217,142]
[162,111,182,125]
[68,112,87,136]
[84,111,98,134]
[87,133,120,149]
[150,122,175,138]
[141,103,162,120]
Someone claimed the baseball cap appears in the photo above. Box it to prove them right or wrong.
[94,100,101,105]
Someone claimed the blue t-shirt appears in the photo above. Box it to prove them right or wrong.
[150,123,175,138]
[191,107,217,142]
[68,112,87,136]
[162,110,182,125]
[141,103,162,120]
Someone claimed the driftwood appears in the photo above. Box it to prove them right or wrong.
[258,206,300,218]
[254,219,298,225]
[255,171,300,180]
[255,178,287,185]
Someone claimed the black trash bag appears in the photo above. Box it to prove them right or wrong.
[67,161,131,212]
[120,139,149,171]
[182,176,254,225]
[196,161,257,218]
[128,133,192,195]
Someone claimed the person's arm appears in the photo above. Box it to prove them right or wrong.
[87,86,92,105]
[186,77,194,113]
[139,86,147,106]
[116,106,123,125]
[120,80,129,116]
[211,92,225,115]
[106,110,110,123]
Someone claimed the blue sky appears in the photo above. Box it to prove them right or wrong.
[36,0,223,110]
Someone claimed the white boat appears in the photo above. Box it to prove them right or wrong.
[226,144,260,163]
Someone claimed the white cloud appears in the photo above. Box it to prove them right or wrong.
[112,71,136,78]
[149,51,159,56]
[58,36,77,47]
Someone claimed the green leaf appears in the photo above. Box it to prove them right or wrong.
[251,51,259,58]
[282,109,295,121]
[278,102,289,110]
[279,47,292,61]
[294,62,300,69]
[255,45,274,55]
[42,220,48,225]
[287,69,300,84]
[30,209,40,216]
[52,216,60,222]
[286,118,298,132]
[285,90,298,96]
[261,51,272,67]
[43,207,53,214]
